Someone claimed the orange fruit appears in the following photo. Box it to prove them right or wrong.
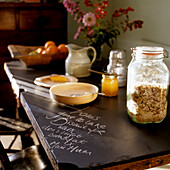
[36,47,44,54]
[45,45,59,54]
[44,41,56,49]
[58,44,68,53]
[42,49,47,54]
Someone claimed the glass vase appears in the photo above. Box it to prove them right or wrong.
[90,44,104,70]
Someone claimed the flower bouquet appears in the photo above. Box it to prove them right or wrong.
[61,0,144,59]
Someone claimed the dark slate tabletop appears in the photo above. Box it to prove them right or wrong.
[5,61,170,169]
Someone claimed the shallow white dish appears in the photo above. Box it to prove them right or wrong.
[34,74,78,88]
[50,82,99,105]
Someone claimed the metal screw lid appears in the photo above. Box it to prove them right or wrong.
[109,49,125,59]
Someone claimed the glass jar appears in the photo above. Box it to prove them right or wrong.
[101,74,118,97]
[127,46,169,124]
[107,50,127,87]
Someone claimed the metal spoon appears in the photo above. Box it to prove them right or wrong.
[71,92,105,97]
[88,69,122,77]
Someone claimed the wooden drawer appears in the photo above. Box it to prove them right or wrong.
[0,9,16,30]
[19,10,65,30]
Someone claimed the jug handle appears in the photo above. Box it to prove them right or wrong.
[164,49,168,58]
[87,46,96,66]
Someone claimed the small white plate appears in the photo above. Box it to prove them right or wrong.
[34,74,78,88]
[50,82,99,105]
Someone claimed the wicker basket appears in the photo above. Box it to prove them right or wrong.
[8,45,68,67]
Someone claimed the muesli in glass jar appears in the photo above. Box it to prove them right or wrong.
[127,46,169,124]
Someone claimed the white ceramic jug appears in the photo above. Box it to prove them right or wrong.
[65,44,96,77]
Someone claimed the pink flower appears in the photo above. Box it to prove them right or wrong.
[82,12,96,26]
[63,0,76,13]
[74,32,79,39]
[74,26,84,39]
[77,17,82,23]
[88,29,94,36]
[77,26,83,32]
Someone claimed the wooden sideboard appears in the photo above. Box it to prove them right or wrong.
[0,2,67,81]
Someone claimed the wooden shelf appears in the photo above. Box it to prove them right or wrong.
[0,2,61,8]
[0,1,67,81]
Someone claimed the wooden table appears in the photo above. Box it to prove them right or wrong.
[4,61,170,170]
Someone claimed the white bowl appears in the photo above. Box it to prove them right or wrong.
[50,82,99,105]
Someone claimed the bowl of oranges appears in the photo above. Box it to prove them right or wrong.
[8,41,68,67]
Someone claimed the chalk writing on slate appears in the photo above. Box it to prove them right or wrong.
[42,110,106,156]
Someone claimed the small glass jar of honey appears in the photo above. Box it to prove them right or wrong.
[101,74,118,97]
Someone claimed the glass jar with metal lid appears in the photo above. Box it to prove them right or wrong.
[101,73,118,97]
[127,46,169,124]
[107,49,127,87]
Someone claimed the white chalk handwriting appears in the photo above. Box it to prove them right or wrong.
[42,110,106,156]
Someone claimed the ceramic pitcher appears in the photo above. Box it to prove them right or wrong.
[65,44,96,77]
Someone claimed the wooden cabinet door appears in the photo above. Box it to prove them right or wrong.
[19,10,66,30]
[0,9,16,30]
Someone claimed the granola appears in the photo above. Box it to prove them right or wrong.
[128,85,168,123]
